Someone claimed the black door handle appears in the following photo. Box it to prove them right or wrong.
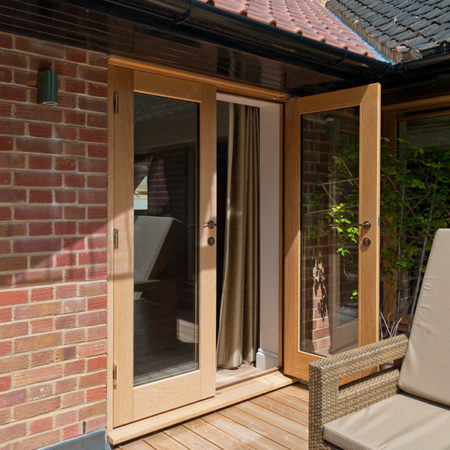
[358,221,371,230]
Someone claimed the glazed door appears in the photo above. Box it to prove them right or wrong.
[111,66,217,426]
[284,84,381,381]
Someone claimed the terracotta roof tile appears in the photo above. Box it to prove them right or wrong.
[196,0,378,58]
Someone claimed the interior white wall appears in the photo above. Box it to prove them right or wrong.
[217,94,281,370]
[257,103,280,369]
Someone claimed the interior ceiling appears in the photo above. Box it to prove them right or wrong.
[0,0,354,95]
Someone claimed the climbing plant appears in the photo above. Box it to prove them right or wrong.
[379,137,450,335]
[325,136,450,334]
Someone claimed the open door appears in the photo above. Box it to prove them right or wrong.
[110,66,217,426]
[284,84,381,381]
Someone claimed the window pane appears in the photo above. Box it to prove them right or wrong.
[133,93,199,386]
[301,107,360,357]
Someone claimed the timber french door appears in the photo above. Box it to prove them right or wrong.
[284,84,381,381]
[110,66,217,426]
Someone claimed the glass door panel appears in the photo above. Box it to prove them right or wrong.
[283,84,380,381]
[133,93,199,386]
[112,67,216,426]
[301,107,359,357]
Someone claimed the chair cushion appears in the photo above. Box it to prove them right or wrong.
[398,229,450,406]
[324,393,450,450]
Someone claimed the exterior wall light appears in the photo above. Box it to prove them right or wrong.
[38,70,58,105]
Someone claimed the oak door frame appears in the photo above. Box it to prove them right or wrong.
[108,65,217,427]
[107,57,286,432]
[283,84,381,381]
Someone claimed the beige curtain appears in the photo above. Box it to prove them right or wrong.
[217,104,260,369]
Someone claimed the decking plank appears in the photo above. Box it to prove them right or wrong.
[265,389,308,413]
[237,400,308,440]
[164,425,221,449]
[203,412,286,450]
[221,405,307,449]
[251,394,308,426]
[143,432,187,449]
[183,418,253,449]
[120,440,154,449]
[277,384,309,401]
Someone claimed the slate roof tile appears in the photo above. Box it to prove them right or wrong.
[435,29,450,41]
[417,41,440,51]
[404,36,431,47]
[326,0,450,61]
[196,0,378,58]
[415,5,433,15]
[440,11,450,21]
[424,9,443,20]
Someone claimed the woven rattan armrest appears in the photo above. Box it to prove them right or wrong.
[309,334,408,449]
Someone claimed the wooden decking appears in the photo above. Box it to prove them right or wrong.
[118,384,309,449]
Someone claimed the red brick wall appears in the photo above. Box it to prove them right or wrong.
[0,33,108,449]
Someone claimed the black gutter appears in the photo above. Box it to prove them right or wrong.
[385,46,450,88]
[393,48,450,73]
[65,0,392,83]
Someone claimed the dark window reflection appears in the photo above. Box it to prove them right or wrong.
[133,93,199,386]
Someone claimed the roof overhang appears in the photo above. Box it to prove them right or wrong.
[0,0,449,94]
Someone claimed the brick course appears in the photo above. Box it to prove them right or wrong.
[0,32,107,448]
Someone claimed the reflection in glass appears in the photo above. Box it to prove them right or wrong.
[300,107,359,357]
[398,114,450,150]
[133,93,199,386]
[391,114,450,310]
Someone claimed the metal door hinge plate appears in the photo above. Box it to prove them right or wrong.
[113,91,119,114]
[113,363,118,389]
[113,228,119,250]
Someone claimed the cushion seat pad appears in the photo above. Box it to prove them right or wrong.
[323,393,450,450]
[398,229,450,406]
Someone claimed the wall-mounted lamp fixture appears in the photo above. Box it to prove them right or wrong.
[37,70,58,106]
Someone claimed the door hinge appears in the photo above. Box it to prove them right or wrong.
[113,363,118,389]
[113,91,119,114]
[113,228,119,250]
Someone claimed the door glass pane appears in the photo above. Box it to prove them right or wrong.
[133,93,199,386]
[301,107,359,357]
[392,114,450,314]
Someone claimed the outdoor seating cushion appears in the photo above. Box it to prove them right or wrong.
[323,393,450,450]
[398,228,450,406]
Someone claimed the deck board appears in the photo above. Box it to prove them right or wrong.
[143,433,187,449]
[183,418,253,449]
[220,405,307,448]
[165,425,221,449]
[265,390,309,413]
[119,383,309,449]
[238,401,308,440]
[251,394,308,427]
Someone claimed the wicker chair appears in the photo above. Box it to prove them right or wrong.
[309,229,450,450]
